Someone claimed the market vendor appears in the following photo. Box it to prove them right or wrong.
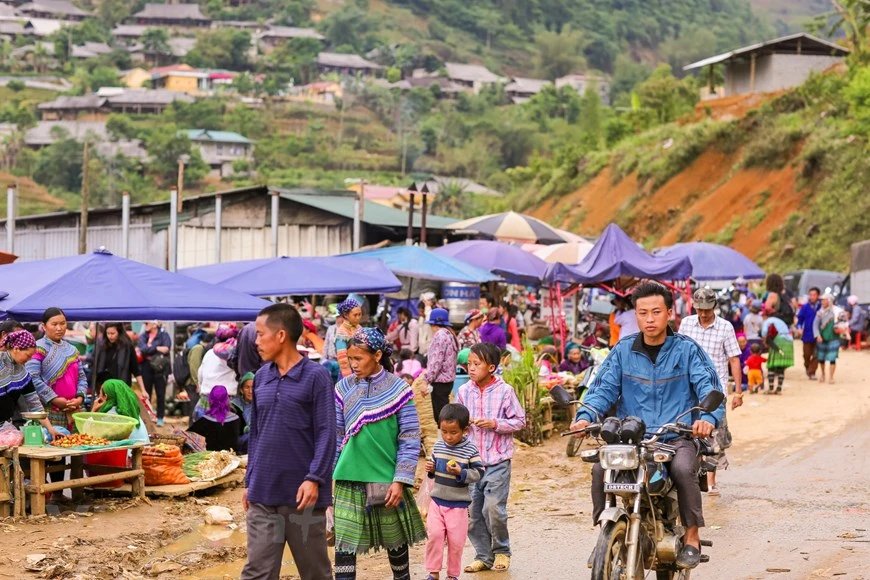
[91,378,149,444]
[230,372,254,454]
[0,330,63,438]
[559,342,590,375]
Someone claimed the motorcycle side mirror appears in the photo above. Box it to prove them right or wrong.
[699,390,725,413]
[549,384,574,407]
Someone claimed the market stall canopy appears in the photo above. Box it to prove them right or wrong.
[544,223,692,285]
[533,241,595,265]
[448,211,571,244]
[0,250,17,265]
[343,245,500,283]
[654,242,765,281]
[432,240,547,285]
[0,250,271,322]
[180,256,402,296]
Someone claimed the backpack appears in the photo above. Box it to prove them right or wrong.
[173,346,192,386]
[775,291,795,324]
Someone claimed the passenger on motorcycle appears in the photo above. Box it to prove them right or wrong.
[570,282,726,570]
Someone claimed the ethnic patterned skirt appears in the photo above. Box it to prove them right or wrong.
[333,480,426,555]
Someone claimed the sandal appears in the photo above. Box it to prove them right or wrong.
[707,485,720,496]
[493,554,511,572]
[464,561,490,573]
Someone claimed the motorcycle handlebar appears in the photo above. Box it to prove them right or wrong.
[560,423,601,437]
[644,422,693,443]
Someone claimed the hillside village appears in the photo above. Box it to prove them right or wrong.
[0,0,865,272]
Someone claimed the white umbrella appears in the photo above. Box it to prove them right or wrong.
[534,241,595,264]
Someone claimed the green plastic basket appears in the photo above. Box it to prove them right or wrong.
[72,412,138,441]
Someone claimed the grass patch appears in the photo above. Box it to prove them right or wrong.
[749,207,770,228]
[740,114,804,170]
[677,214,703,242]
[754,190,771,208]
[707,216,743,245]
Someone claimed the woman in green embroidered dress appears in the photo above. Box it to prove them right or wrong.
[333,327,426,580]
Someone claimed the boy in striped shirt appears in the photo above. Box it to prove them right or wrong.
[424,404,484,580]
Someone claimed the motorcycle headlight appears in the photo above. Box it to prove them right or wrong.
[600,445,639,470]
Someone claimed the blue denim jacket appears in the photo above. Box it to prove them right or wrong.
[575,329,726,429]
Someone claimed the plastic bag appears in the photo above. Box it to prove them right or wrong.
[415,476,434,519]
[204,505,234,526]
[0,422,23,447]
[143,452,190,486]
[326,506,335,547]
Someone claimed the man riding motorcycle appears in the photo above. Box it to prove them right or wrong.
[570,282,726,570]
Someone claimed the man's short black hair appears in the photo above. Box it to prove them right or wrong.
[631,282,673,310]
[439,403,470,429]
[809,286,821,295]
[480,293,494,308]
[258,303,303,342]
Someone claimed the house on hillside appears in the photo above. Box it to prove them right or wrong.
[131,3,211,29]
[111,24,149,44]
[288,81,343,106]
[37,95,108,121]
[21,120,148,162]
[104,88,195,114]
[22,17,69,37]
[443,62,505,93]
[70,41,113,60]
[0,21,25,38]
[316,52,383,76]
[150,64,208,93]
[256,26,325,53]
[187,129,254,178]
[17,0,90,21]
[0,3,19,17]
[683,33,849,98]
[505,77,550,103]
[555,74,611,104]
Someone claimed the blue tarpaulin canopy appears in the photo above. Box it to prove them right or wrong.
[343,245,501,283]
[544,223,693,285]
[654,242,765,281]
[180,256,403,296]
[432,240,547,285]
[0,250,271,322]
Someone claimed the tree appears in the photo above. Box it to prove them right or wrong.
[525,85,582,125]
[534,26,587,81]
[33,131,84,192]
[142,28,171,65]
[145,123,208,186]
[824,0,870,67]
[106,114,140,141]
[185,29,252,71]
[96,0,135,28]
[579,86,603,150]
[635,64,698,124]
[232,72,254,95]
[79,66,120,93]
[165,100,225,130]
[320,7,378,53]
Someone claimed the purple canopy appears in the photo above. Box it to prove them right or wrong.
[544,223,692,285]
[432,240,547,284]
[654,242,765,281]
[0,250,271,322]
[180,256,403,296]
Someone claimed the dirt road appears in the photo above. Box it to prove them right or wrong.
[2,351,868,579]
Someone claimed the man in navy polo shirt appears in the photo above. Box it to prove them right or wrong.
[241,303,335,580]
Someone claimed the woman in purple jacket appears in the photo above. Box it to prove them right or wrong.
[479,308,507,351]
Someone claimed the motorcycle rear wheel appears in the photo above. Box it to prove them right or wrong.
[566,436,583,457]
[591,520,631,580]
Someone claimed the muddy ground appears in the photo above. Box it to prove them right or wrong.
[1,350,868,580]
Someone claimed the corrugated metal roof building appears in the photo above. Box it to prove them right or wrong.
[0,186,456,269]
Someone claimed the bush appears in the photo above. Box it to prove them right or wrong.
[740,118,803,169]
[7,80,24,92]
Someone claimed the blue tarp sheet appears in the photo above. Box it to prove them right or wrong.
[544,223,692,285]
[432,240,547,285]
[180,256,402,296]
[654,242,765,281]
[342,245,501,283]
[0,250,271,322]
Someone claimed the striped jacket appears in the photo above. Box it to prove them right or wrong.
[455,377,525,466]
[428,437,484,506]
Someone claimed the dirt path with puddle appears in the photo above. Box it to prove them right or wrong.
[2,350,868,579]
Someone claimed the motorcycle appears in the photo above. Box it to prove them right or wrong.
[565,344,611,458]
[554,387,725,580]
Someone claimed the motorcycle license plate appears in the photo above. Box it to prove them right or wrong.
[604,482,642,492]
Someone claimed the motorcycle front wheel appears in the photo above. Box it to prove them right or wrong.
[566,436,583,457]
[591,520,630,580]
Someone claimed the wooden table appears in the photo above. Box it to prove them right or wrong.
[17,442,146,516]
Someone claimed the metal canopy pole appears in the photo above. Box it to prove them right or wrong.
[270,190,279,257]
[215,194,222,263]
[5,184,14,254]
[121,191,130,259]
[405,182,417,246]
[169,186,178,272]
